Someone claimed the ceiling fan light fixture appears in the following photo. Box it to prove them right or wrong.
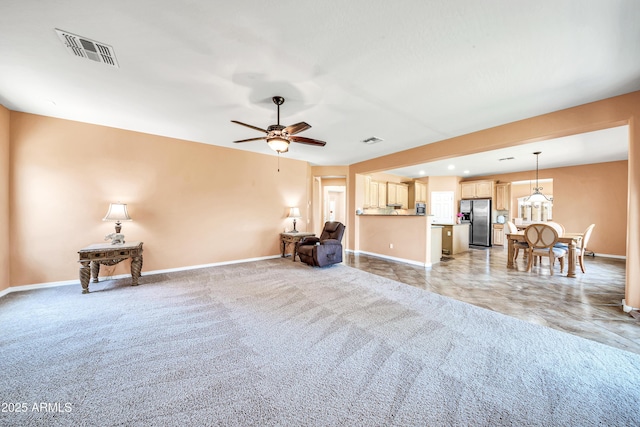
[231,95,326,156]
[267,137,289,153]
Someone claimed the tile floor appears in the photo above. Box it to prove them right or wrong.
[344,246,640,355]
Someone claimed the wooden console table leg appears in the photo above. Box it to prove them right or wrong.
[91,261,100,283]
[131,255,143,286]
[80,261,91,294]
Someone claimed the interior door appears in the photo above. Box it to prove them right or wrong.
[431,191,454,223]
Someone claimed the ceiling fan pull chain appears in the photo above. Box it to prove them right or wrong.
[277,152,280,172]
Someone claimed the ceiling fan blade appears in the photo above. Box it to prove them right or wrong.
[284,122,311,136]
[233,137,266,143]
[231,120,267,133]
[290,136,327,146]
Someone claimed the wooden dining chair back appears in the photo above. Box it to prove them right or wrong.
[578,224,596,273]
[524,223,567,275]
[506,221,529,262]
[546,221,565,236]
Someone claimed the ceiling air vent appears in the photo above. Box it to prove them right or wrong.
[362,136,383,145]
[55,29,119,68]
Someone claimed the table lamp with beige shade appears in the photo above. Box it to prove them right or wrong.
[103,202,132,244]
[287,207,301,233]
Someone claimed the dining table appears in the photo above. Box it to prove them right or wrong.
[506,231,584,277]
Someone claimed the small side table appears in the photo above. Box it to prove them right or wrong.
[78,241,144,293]
[280,232,315,262]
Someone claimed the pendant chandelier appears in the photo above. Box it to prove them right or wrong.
[525,151,551,203]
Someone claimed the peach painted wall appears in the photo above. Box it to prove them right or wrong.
[0,105,10,292]
[359,215,427,264]
[477,161,627,256]
[348,91,640,307]
[8,112,310,288]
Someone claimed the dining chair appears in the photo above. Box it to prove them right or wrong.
[524,223,567,275]
[554,223,595,273]
[576,224,596,273]
[546,221,565,237]
[506,221,528,262]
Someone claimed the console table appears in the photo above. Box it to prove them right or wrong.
[280,232,315,262]
[78,241,144,293]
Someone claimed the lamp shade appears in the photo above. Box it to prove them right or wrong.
[525,151,551,203]
[103,203,132,222]
[525,191,550,203]
[267,137,289,153]
[288,207,301,218]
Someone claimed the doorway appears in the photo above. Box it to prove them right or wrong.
[324,186,346,225]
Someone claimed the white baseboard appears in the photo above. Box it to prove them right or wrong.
[0,254,281,298]
[591,253,626,260]
[346,249,431,268]
[622,299,638,313]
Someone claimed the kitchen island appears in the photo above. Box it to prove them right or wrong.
[435,223,470,255]
[356,214,440,267]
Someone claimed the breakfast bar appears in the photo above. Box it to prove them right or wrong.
[356,214,440,267]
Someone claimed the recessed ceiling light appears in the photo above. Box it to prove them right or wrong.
[447,165,455,170]
[464,170,470,174]
[419,170,425,175]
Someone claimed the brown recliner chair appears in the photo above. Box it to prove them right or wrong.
[297,222,345,267]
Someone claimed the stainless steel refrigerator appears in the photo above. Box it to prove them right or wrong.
[460,199,491,246]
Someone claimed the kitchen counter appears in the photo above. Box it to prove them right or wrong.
[357,214,438,267]
[358,213,424,216]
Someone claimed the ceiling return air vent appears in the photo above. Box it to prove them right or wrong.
[362,136,383,145]
[55,29,119,68]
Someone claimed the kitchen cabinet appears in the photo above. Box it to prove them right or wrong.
[406,180,428,208]
[495,183,510,211]
[369,181,387,208]
[493,223,504,246]
[387,182,409,209]
[461,180,493,199]
[440,223,470,255]
[378,182,387,208]
[363,176,371,208]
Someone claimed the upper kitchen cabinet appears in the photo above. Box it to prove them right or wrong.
[461,180,494,199]
[369,180,387,208]
[495,183,511,210]
[406,181,428,208]
[387,182,409,208]
[363,175,371,208]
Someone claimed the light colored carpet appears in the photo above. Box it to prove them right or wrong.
[1,259,639,426]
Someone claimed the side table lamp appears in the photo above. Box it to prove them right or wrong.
[287,207,301,233]
[103,202,132,244]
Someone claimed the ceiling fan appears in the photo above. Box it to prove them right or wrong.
[231,96,326,154]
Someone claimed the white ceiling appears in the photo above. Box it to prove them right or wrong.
[1,1,639,173]
[385,125,629,178]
